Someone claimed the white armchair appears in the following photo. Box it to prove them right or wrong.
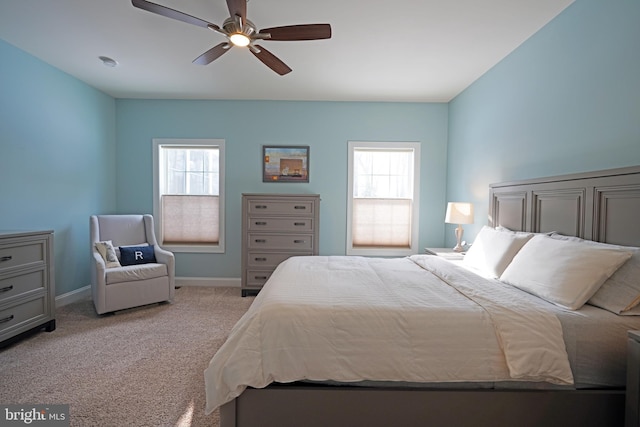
[90,214,175,315]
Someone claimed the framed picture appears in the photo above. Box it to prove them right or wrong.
[263,145,310,182]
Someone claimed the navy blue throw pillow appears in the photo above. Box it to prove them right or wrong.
[119,245,156,266]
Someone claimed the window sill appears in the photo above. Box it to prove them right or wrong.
[346,247,416,257]
[162,244,225,254]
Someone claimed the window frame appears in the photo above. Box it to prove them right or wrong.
[346,141,421,256]
[152,138,225,253]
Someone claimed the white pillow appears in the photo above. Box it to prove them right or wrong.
[463,226,534,278]
[500,234,633,310]
[94,240,121,268]
[591,250,640,314]
[549,233,640,315]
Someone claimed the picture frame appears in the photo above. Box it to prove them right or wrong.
[263,145,310,183]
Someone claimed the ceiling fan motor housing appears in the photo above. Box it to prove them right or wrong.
[222,17,257,40]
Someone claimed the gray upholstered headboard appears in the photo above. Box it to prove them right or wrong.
[489,165,640,247]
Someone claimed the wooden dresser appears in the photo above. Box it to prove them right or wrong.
[241,194,320,296]
[0,230,56,346]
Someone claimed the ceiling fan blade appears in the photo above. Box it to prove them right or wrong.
[193,43,231,65]
[259,24,332,41]
[226,0,247,21]
[132,0,219,30]
[250,45,292,75]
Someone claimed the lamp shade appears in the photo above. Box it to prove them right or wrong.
[445,202,474,224]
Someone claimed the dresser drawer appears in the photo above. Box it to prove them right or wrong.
[0,296,47,336]
[0,240,46,273]
[248,217,314,232]
[245,270,273,288]
[247,199,315,216]
[248,233,314,251]
[0,270,45,304]
[247,252,310,268]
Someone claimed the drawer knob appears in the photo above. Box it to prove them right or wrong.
[0,255,12,262]
[254,239,266,243]
[255,221,267,226]
[255,276,268,280]
[0,315,14,324]
[294,222,306,226]
[255,205,267,209]
[0,285,14,293]
[294,206,306,210]
[254,257,267,262]
[294,240,306,244]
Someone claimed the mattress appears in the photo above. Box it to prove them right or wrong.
[203,254,640,413]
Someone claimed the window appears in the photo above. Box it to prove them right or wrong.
[347,141,420,256]
[153,139,225,253]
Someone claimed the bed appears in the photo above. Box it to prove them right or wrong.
[206,165,640,427]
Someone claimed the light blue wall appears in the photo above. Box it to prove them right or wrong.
[0,39,117,296]
[115,100,449,277]
[447,0,640,245]
[4,0,639,292]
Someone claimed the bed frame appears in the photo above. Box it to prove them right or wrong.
[220,165,640,427]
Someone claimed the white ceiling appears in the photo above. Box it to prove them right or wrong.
[0,0,574,102]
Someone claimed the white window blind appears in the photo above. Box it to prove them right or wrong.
[161,195,219,244]
[352,198,411,247]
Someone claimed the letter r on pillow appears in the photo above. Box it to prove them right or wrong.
[135,251,144,260]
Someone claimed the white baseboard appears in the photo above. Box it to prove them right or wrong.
[175,277,241,288]
[56,285,91,308]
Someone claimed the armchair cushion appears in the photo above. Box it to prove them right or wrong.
[120,245,157,266]
[105,263,168,285]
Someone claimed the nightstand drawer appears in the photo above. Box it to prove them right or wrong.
[0,240,47,273]
[247,200,315,216]
[248,217,315,232]
[0,270,45,304]
[247,233,314,251]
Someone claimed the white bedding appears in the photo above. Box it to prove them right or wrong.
[204,255,575,414]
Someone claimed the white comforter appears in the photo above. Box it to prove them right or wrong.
[204,255,574,414]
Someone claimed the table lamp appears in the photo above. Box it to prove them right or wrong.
[445,202,474,252]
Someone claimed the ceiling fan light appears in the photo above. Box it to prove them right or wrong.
[229,33,250,47]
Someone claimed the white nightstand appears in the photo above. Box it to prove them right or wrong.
[424,247,465,260]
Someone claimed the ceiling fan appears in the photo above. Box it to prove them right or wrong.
[131,0,332,75]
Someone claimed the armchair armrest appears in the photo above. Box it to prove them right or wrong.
[153,246,175,288]
[153,246,174,267]
[92,251,106,277]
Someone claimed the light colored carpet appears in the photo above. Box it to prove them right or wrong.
[0,286,254,427]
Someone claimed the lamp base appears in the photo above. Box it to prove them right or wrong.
[452,225,465,252]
